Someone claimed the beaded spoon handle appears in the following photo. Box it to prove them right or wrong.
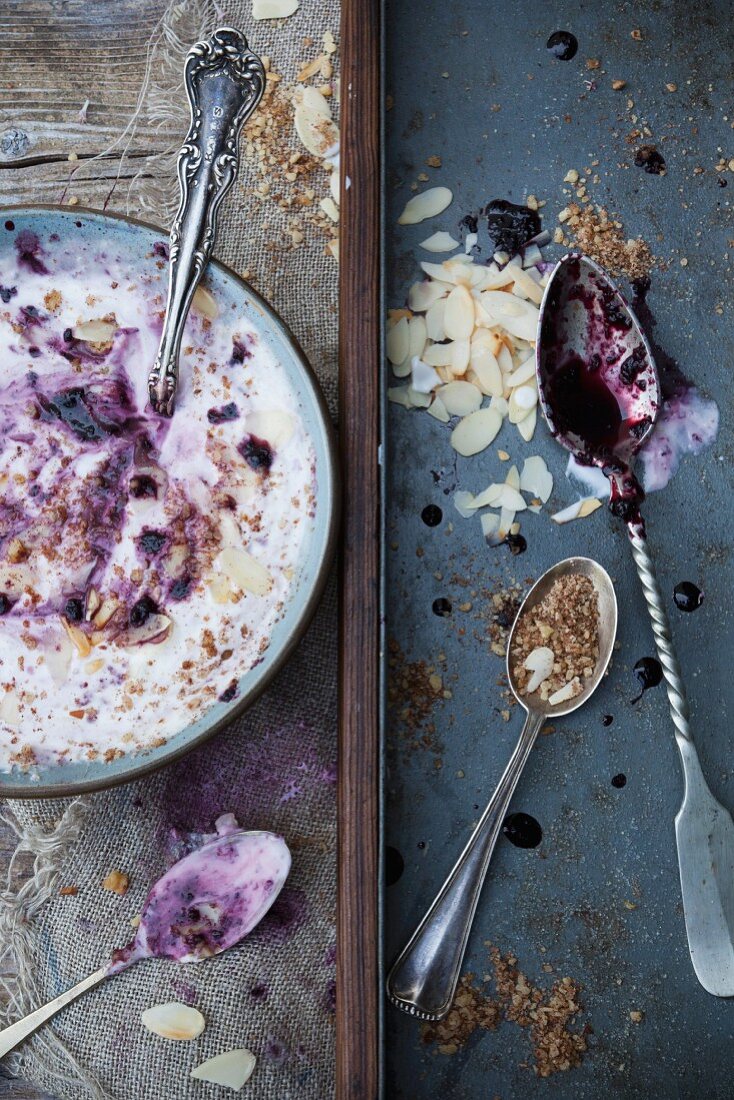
[148,27,265,417]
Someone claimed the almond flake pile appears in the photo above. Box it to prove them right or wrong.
[241,39,339,259]
[511,573,600,705]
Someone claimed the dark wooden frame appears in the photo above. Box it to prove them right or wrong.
[337,0,382,1095]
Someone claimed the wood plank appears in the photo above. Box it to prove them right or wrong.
[0,0,178,165]
[336,0,382,1095]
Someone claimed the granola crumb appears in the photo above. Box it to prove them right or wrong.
[511,573,600,702]
[102,869,130,895]
[59,885,78,896]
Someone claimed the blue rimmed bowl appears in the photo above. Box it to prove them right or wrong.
[0,205,339,797]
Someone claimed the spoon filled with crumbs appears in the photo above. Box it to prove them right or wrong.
[387,556,617,1022]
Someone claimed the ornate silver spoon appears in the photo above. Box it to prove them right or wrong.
[148,27,265,416]
[386,556,617,1019]
[536,253,734,997]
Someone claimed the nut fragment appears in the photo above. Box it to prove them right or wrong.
[141,1002,206,1041]
[397,186,453,225]
[102,869,129,895]
[191,1048,257,1089]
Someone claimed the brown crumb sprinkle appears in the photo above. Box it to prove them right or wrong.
[558,200,653,280]
[59,885,78,896]
[511,574,600,702]
[102,869,130,895]
[422,947,588,1078]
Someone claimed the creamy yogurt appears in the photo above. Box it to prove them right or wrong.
[0,225,315,770]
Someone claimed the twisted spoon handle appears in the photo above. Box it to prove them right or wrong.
[148,27,265,416]
[628,526,691,747]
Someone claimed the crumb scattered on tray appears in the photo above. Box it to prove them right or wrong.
[511,573,600,704]
[422,946,588,1078]
[555,195,653,280]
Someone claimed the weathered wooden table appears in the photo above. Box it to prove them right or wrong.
[0,3,179,1095]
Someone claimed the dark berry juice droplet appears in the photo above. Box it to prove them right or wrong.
[546,30,578,61]
[673,581,703,613]
[385,846,404,886]
[632,656,663,702]
[634,145,666,175]
[432,597,452,617]
[602,714,614,727]
[502,812,542,849]
[421,504,443,527]
[611,773,627,788]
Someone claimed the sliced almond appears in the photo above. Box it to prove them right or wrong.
[141,1002,205,1042]
[420,231,460,253]
[397,186,453,225]
[192,285,219,320]
[245,410,294,448]
[218,547,273,597]
[480,512,501,543]
[191,1048,257,1090]
[450,407,502,456]
[408,280,447,313]
[551,498,602,524]
[411,357,441,394]
[85,588,101,620]
[517,407,537,442]
[426,394,450,422]
[422,342,453,368]
[72,319,117,344]
[438,381,482,417]
[453,490,477,518]
[387,317,410,365]
[504,355,537,389]
[93,596,120,628]
[520,456,553,503]
[449,339,470,376]
[444,285,475,341]
[549,679,582,706]
[60,617,91,658]
[117,614,172,647]
[253,0,298,16]
[425,298,446,341]
[480,291,540,342]
[319,195,339,222]
[408,315,427,359]
[294,89,339,157]
[469,347,503,397]
[523,646,555,694]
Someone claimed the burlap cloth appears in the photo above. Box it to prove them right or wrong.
[0,2,339,1097]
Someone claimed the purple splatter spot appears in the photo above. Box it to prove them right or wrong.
[231,337,252,364]
[264,1035,289,1066]
[324,979,336,1015]
[170,977,197,1005]
[207,401,239,424]
[152,241,169,260]
[249,981,268,1002]
[219,679,239,704]
[255,887,308,945]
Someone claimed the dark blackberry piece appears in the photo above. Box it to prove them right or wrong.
[139,529,167,555]
[129,595,158,626]
[169,575,192,600]
[219,679,239,703]
[207,401,240,424]
[64,597,84,622]
[0,593,10,615]
[238,434,273,472]
[0,285,17,304]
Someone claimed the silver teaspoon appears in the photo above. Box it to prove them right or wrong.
[0,819,289,1059]
[386,556,617,1020]
[148,27,265,416]
[537,253,734,997]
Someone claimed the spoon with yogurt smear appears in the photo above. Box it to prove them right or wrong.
[0,814,290,1059]
[537,253,734,997]
[387,557,617,1020]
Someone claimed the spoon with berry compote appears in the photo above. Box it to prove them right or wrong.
[537,252,734,998]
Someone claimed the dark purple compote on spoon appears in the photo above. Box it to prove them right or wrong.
[536,253,659,535]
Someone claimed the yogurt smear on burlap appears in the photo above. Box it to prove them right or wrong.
[0,226,315,770]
